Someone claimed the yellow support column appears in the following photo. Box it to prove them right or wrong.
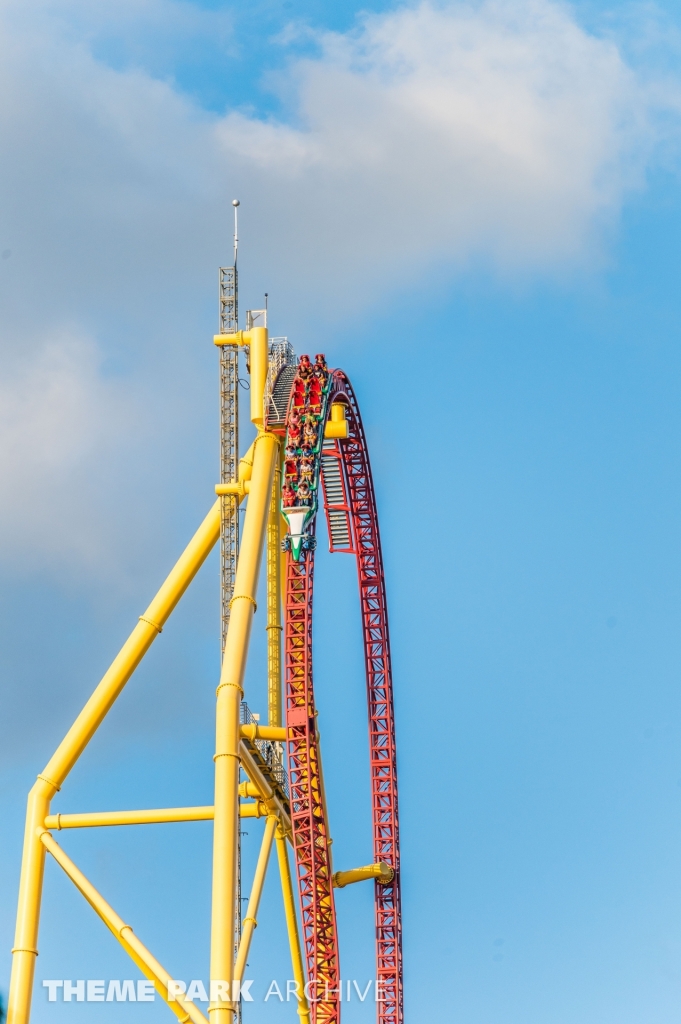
[266,458,282,727]
[211,323,278,1024]
[7,780,52,1024]
[275,828,310,1024]
[8,500,221,1024]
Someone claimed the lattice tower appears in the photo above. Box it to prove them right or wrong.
[218,263,241,1023]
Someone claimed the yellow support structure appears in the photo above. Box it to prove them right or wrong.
[43,804,276,826]
[39,831,208,1024]
[6,297,366,1024]
[240,723,287,743]
[239,802,268,818]
[45,500,221,788]
[239,742,292,835]
[323,402,348,439]
[238,781,260,799]
[266,458,283,727]
[333,861,394,888]
[8,319,282,1024]
[233,815,277,984]
[8,500,221,1024]
[213,328,268,427]
[44,807,215,829]
[275,827,311,1024]
[210,324,278,1024]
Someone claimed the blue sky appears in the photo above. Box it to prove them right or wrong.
[4,1,681,1022]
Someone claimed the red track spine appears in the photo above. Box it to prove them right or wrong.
[285,540,341,1024]
[327,375,403,1024]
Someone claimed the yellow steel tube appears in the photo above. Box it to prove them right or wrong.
[215,482,249,498]
[323,402,348,439]
[233,815,277,983]
[238,742,291,836]
[332,861,394,888]
[266,459,282,726]
[44,807,215,829]
[7,779,52,1024]
[214,329,268,426]
[8,504,220,1024]
[275,828,310,1024]
[43,499,220,789]
[237,744,273,801]
[39,831,208,1024]
[280,513,289,629]
[248,327,268,426]
[240,802,268,818]
[215,440,256,500]
[238,781,260,799]
[213,331,250,348]
[238,442,255,481]
[240,723,287,742]
[211,428,278,1024]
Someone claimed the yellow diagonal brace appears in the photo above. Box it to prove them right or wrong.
[233,815,277,983]
[275,827,310,1024]
[44,499,221,788]
[39,831,208,1024]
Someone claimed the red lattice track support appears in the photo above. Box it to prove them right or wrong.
[324,373,402,1024]
[284,368,402,1024]
[284,527,340,1024]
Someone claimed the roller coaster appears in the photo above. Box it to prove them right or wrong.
[6,223,402,1024]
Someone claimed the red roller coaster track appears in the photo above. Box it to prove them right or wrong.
[282,368,403,1024]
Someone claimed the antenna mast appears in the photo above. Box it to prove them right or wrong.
[233,198,239,267]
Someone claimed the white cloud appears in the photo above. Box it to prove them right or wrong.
[220,0,673,296]
[0,0,677,575]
